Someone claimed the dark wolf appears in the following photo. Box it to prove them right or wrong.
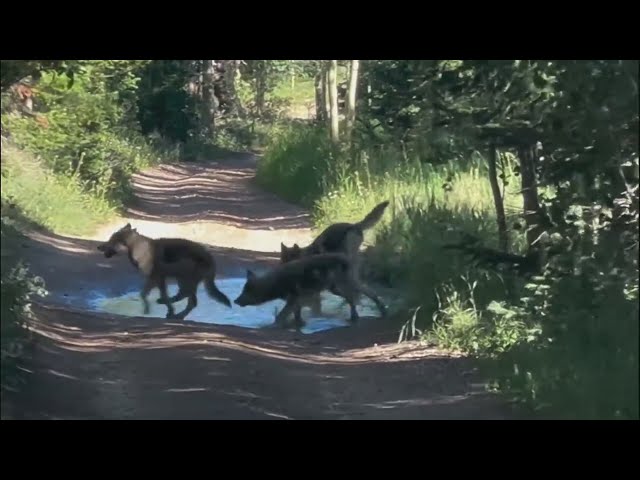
[97,223,231,320]
[279,200,389,314]
[234,253,386,329]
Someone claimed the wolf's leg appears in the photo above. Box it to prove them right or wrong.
[345,231,364,305]
[274,297,300,328]
[169,279,198,319]
[354,282,387,318]
[331,280,359,322]
[157,287,189,305]
[174,293,197,320]
[293,303,305,329]
[140,278,155,315]
[309,293,322,316]
[156,277,176,318]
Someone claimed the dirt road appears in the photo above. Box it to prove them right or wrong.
[5,153,517,419]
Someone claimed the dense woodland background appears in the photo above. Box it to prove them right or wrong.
[1,59,638,419]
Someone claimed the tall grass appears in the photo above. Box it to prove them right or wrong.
[256,123,336,206]
[257,122,638,419]
[257,123,527,318]
[1,143,114,236]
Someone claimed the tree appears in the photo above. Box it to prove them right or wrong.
[345,60,360,142]
[327,60,340,144]
[200,60,218,137]
[221,60,245,118]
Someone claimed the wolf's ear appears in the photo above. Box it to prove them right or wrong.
[292,243,300,251]
[246,269,256,281]
[123,223,132,231]
[280,242,287,252]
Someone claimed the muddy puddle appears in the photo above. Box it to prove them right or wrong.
[87,277,388,334]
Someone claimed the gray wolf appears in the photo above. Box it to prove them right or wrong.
[234,253,386,329]
[97,223,231,319]
[279,200,389,314]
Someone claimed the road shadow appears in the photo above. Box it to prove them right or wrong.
[8,306,521,420]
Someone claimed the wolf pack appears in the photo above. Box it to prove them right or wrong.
[96,201,390,329]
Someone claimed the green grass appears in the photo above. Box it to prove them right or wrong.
[272,77,316,107]
[1,143,115,236]
[256,121,639,419]
[257,122,527,317]
[256,123,334,205]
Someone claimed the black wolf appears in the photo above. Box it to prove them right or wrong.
[279,200,389,314]
[234,253,386,329]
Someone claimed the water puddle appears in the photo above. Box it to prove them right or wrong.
[89,277,387,334]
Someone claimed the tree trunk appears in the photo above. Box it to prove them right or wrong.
[314,67,326,123]
[323,62,331,122]
[345,60,359,142]
[518,144,543,251]
[200,60,218,137]
[327,60,340,144]
[223,60,245,118]
[488,144,509,252]
[255,61,267,117]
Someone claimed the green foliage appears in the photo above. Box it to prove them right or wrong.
[427,280,541,356]
[257,120,527,317]
[271,77,316,119]
[0,60,80,92]
[2,61,167,208]
[259,60,639,419]
[0,220,48,397]
[1,143,113,235]
[256,122,336,206]
[136,60,199,143]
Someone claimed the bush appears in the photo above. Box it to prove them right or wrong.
[0,220,48,399]
[258,116,638,419]
[1,62,166,209]
[256,122,336,206]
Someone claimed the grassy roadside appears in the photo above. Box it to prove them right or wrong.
[254,118,639,419]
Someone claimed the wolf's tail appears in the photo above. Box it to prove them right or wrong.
[354,200,390,231]
[205,274,232,308]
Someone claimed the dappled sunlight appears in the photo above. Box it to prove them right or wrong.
[30,306,421,366]
[15,299,516,419]
[46,369,79,381]
[165,387,210,393]
[120,160,313,231]
[6,140,518,419]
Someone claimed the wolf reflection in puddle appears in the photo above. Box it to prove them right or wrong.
[91,277,385,334]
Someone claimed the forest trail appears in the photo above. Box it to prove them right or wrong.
[7,153,516,419]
